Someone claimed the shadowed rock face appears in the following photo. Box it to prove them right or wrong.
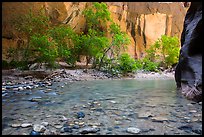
[175,2,202,102]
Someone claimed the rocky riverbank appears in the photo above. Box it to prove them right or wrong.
[2,68,175,97]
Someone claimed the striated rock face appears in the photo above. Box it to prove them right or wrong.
[175,2,202,102]
[2,2,187,61]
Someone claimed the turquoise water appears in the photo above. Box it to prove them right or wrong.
[2,79,202,135]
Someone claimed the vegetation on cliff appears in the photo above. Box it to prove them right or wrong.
[5,2,180,76]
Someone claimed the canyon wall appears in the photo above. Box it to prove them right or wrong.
[175,2,202,102]
[2,2,187,61]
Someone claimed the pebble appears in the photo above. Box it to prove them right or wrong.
[30,130,41,135]
[189,110,197,113]
[13,88,19,91]
[41,122,49,127]
[138,112,153,119]
[151,116,168,122]
[192,129,202,134]
[77,112,85,118]
[61,116,68,121]
[21,123,32,128]
[78,122,85,126]
[11,123,21,128]
[72,125,80,129]
[18,87,24,91]
[187,103,193,107]
[191,118,199,122]
[55,125,63,129]
[114,126,120,129]
[26,86,32,89]
[33,124,46,132]
[79,127,100,134]
[110,100,116,104]
[30,97,42,102]
[60,126,73,133]
[126,127,141,134]
[198,102,202,105]
[87,122,102,126]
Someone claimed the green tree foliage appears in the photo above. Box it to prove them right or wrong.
[81,2,130,69]
[30,34,58,67]
[10,8,52,69]
[145,35,180,69]
[83,2,110,32]
[11,8,78,69]
[118,53,138,75]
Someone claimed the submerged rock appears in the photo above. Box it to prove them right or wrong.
[151,116,168,122]
[11,123,21,128]
[21,123,32,128]
[30,130,41,135]
[126,127,141,134]
[60,126,73,133]
[79,127,100,134]
[33,124,46,133]
[76,111,85,119]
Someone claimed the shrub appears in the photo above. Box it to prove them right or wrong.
[141,58,159,72]
[118,53,137,75]
[145,35,180,69]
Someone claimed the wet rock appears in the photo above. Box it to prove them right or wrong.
[114,126,120,129]
[18,87,24,91]
[33,124,46,132]
[140,128,155,133]
[11,123,21,128]
[107,127,113,131]
[26,86,32,89]
[192,128,202,135]
[87,122,102,126]
[110,100,116,104]
[76,111,85,118]
[21,123,32,128]
[25,76,33,80]
[54,125,63,129]
[198,102,202,105]
[41,122,49,127]
[114,121,123,125]
[151,116,168,122]
[29,97,42,102]
[126,127,141,134]
[60,126,73,133]
[30,130,41,135]
[178,124,192,132]
[79,127,100,134]
[13,87,19,91]
[72,125,80,129]
[60,116,68,121]
[189,110,197,113]
[137,111,153,119]
[78,122,85,126]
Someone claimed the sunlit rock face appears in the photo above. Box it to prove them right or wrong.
[175,2,202,102]
[2,2,186,61]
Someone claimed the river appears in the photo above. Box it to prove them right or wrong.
[2,79,202,135]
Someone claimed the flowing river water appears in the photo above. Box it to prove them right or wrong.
[2,79,202,135]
